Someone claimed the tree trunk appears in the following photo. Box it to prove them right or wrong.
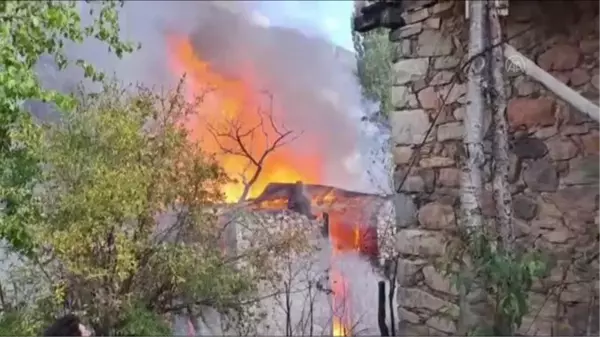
[487,1,514,252]
[457,1,490,335]
[487,3,515,334]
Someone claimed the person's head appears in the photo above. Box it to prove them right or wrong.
[43,314,92,336]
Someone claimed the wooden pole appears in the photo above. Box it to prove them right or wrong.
[377,281,390,336]
[504,44,600,122]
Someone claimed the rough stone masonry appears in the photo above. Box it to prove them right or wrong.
[386,0,599,335]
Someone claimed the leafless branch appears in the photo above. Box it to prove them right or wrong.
[205,92,303,202]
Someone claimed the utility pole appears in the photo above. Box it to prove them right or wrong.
[457,0,489,335]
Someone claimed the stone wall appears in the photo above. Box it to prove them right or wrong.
[187,194,396,336]
[387,0,599,335]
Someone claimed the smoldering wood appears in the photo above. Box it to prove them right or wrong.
[377,281,390,336]
[504,44,600,122]
[287,181,317,220]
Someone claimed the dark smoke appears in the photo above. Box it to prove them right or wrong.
[34,1,378,192]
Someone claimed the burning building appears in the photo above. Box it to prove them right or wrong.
[203,182,395,336]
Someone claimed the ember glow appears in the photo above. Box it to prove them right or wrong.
[166,35,323,202]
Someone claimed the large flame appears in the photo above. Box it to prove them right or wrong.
[166,34,323,202]
[166,33,369,337]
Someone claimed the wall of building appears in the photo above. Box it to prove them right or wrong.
[388,0,599,335]
[181,194,396,336]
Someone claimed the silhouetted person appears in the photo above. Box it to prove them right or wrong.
[43,314,92,336]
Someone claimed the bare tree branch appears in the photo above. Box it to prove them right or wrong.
[205,92,303,202]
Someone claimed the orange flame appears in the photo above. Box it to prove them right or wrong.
[166,34,322,202]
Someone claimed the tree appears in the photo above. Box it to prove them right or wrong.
[206,92,301,202]
[4,79,307,335]
[0,0,138,255]
[352,27,394,120]
[456,1,489,335]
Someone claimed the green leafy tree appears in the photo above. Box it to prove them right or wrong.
[0,0,137,255]
[353,28,394,118]
[6,80,277,335]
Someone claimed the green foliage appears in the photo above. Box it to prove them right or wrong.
[7,79,262,334]
[442,231,549,336]
[0,0,138,256]
[353,28,394,117]
[115,304,172,336]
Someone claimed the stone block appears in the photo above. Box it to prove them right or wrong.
[546,136,579,160]
[579,129,599,155]
[512,136,548,159]
[563,155,599,185]
[550,186,599,217]
[402,7,430,24]
[513,76,537,96]
[437,122,464,141]
[417,202,455,230]
[538,44,582,71]
[391,85,418,109]
[433,55,460,70]
[396,258,427,286]
[393,193,417,228]
[416,30,454,57]
[395,229,446,256]
[512,195,538,221]
[507,97,556,129]
[392,22,423,39]
[523,158,559,192]
[438,168,460,187]
[425,315,457,334]
[429,70,454,86]
[397,287,459,316]
[419,156,455,168]
[431,1,454,14]
[422,265,458,295]
[398,308,421,324]
[393,146,413,165]
[423,17,441,29]
[535,126,558,139]
[390,109,431,145]
[399,175,425,193]
[562,124,590,136]
[580,39,600,54]
[393,58,430,85]
[570,68,590,86]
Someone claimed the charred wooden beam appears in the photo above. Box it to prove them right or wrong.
[321,212,330,238]
[352,1,406,33]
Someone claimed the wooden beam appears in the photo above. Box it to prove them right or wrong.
[504,44,600,122]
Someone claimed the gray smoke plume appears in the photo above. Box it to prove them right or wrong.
[35,0,378,193]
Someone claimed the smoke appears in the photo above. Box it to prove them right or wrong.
[34,0,378,192]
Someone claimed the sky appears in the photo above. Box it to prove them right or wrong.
[254,0,356,51]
